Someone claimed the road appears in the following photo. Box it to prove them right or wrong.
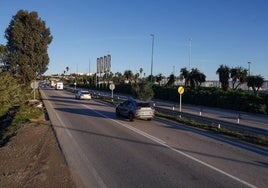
[41,88,268,188]
[88,89,268,131]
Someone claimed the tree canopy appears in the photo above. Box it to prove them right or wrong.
[5,10,53,84]
[216,65,230,91]
[230,67,248,90]
[247,75,264,96]
[132,80,154,101]
[0,71,22,117]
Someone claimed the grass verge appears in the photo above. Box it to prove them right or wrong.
[155,111,268,147]
[0,90,44,146]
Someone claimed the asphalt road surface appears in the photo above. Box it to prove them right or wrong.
[41,88,268,188]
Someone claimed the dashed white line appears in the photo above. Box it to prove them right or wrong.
[84,104,257,188]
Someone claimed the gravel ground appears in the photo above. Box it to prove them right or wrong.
[0,116,76,188]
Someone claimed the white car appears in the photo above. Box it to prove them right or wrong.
[55,82,63,90]
[75,90,91,100]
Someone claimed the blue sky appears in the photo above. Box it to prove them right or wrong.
[1,0,268,80]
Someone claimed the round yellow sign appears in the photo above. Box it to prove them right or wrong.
[178,86,184,95]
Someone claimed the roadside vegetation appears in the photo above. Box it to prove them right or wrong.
[0,9,267,147]
[0,72,44,146]
[0,10,52,145]
[65,71,267,115]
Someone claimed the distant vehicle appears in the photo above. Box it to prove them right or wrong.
[55,82,63,90]
[115,98,154,121]
[75,90,91,100]
[50,80,56,88]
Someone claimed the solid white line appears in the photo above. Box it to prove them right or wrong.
[84,104,257,188]
[42,91,107,188]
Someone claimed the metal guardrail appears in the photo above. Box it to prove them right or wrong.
[65,87,268,138]
[154,107,268,138]
[97,94,268,138]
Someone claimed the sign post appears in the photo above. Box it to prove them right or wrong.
[74,82,77,91]
[178,86,184,117]
[109,83,115,101]
[30,81,38,100]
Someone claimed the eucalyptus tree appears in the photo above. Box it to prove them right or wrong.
[216,65,230,91]
[0,45,8,72]
[5,10,53,84]
[0,71,22,117]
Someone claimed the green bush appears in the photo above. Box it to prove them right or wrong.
[11,104,43,126]
[152,86,267,114]
[0,72,22,118]
[85,82,268,114]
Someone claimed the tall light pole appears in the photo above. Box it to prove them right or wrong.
[150,34,154,83]
[189,38,192,70]
[248,61,251,76]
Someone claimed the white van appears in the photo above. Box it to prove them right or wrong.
[55,82,63,90]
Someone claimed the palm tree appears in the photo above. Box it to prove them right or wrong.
[230,67,247,90]
[166,74,175,86]
[247,75,264,96]
[216,65,230,91]
[156,73,163,86]
[66,66,69,75]
[139,67,143,78]
[188,68,206,88]
[180,67,190,86]
[123,70,134,83]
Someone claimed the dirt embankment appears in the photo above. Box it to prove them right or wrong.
[0,116,76,188]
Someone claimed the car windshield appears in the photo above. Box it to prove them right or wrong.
[81,91,89,94]
[137,102,150,108]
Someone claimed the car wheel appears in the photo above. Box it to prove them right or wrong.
[129,113,134,122]
[116,109,120,117]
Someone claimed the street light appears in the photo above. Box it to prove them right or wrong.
[150,34,154,83]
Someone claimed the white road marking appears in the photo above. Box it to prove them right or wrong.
[84,104,257,188]
[42,91,107,188]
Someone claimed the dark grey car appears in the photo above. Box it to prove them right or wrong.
[115,98,154,121]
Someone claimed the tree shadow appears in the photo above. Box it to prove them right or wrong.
[156,117,268,157]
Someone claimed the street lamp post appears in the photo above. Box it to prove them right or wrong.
[248,62,251,76]
[189,38,192,70]
[150,34,154,83]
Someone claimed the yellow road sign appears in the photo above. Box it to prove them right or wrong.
[178,86,184,95]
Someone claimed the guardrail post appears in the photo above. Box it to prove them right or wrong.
[199,106,203,116]
[237,114,241,124]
